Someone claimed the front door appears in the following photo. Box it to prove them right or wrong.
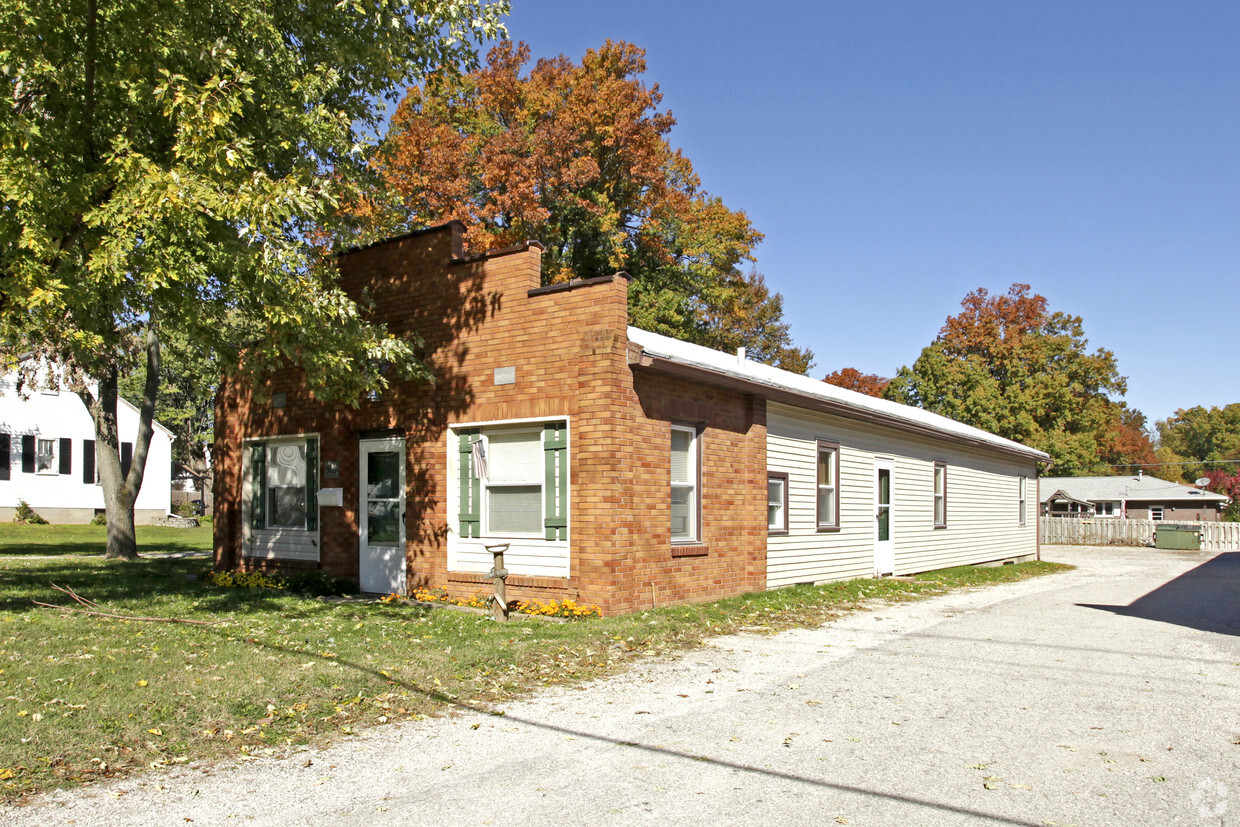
[359,437,406,594]
[874,458,895,576]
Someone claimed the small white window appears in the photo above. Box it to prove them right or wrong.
[933,462,947,527]
[817,440,839,530]
[768,473,787,533]
[1150,505,1164,522]
[671,425,698,542]
[36,438,57,475]
[1018,476,1028,526]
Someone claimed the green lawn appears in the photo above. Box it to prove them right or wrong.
[0,523,214,557]
[0,525,1071,799]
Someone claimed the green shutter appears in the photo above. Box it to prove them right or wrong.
[458,429,480,538]
[305,438,319,532]
[543,423,568,541]
[249,441,266,531]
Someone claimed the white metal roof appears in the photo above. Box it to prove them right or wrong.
[627,327,1050,462]
[1040,475,1228,504]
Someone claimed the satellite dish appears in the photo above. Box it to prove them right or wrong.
[1195,477,1212,486]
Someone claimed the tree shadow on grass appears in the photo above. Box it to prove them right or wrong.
[0,555,358,617]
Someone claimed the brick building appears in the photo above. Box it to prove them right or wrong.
[214,223,1047,615]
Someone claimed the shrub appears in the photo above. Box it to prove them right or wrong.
[173,501,198,518]
[90,512,108,526]
[14,500,48,525]
[206,569,288,589]
[285,569,358,597]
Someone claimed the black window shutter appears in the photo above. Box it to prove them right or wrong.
[21,435,35,474]
[0,433,9,481]
[58,438,72,475]
[121,442,133,477]
[83,440,96,484]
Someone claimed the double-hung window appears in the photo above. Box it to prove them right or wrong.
[670,425,698,542]
[248,436,319,532]
[484,428,544,536]
[1018,476,1027,526]
[35,439,57,474]
[767,472,788,533]
[816,440,840,530]
[933,461,947,527]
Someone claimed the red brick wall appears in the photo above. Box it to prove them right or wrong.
[214,222,770,615]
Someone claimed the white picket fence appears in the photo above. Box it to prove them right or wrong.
[1040,517,1240,550]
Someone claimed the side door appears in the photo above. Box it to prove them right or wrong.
[359,437,406,594]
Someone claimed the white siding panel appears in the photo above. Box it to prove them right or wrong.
[246,529,319,562]
[451,538,571,578]
[766,402,1038,588]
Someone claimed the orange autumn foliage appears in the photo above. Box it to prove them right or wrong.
[823,367,890,397]
[361,40,812,372]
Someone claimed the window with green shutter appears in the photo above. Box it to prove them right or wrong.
[456,422,569,541]
[248,436,318,532]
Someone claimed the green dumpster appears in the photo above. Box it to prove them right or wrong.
[1155,524,1201,550]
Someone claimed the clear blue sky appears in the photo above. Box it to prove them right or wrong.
[494,0,1239,426]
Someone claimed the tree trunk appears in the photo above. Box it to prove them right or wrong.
[78,329,162,560]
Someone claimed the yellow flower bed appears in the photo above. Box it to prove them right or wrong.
[409,587,600,619]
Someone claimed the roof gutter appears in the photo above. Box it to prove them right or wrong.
[629,347,1048,464]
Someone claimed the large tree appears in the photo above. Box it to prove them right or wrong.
[1155,404,1240,483]
[885,284,1129,474]
[364,40,814,372]
[0,0,507,558]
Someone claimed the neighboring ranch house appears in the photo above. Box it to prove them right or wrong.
[1041,474,1229,522]
[0,367,174,524]
[213,222,1049,615]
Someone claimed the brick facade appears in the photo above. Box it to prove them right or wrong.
[214,222,768,615]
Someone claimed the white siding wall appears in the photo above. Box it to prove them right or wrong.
[0,370,173,517]
[766,402,1038,588]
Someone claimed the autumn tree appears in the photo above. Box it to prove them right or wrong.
[885,284,1128,474]
[1155,404,1240,483]
[1200,469,1240,521]
[365,40,813,372]
[0,0,506,558]
[1097,404,1157,474]
[823,368,890,397]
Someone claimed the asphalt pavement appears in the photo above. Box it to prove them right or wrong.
[7,544,1239,826]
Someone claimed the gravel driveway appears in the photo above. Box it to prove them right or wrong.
[6,544,1238,826]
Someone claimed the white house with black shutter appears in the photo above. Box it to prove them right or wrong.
[0,368,174,524]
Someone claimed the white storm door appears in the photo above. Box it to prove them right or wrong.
[874,458,895,576]
[359,438,406,594]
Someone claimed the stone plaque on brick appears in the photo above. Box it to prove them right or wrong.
[494,366,516,385]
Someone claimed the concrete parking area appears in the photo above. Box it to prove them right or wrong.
[8,544,1239,826]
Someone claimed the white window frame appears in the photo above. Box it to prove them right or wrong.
[767,472,788,534]
[1149,504,1164,522]
[481,426,545,539]
[1018,476,1028,526]
[251,435,317,532]
[933,461,947,528]
[816,439,840,531]
[35,438,57,475]
[671,424,699,543]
